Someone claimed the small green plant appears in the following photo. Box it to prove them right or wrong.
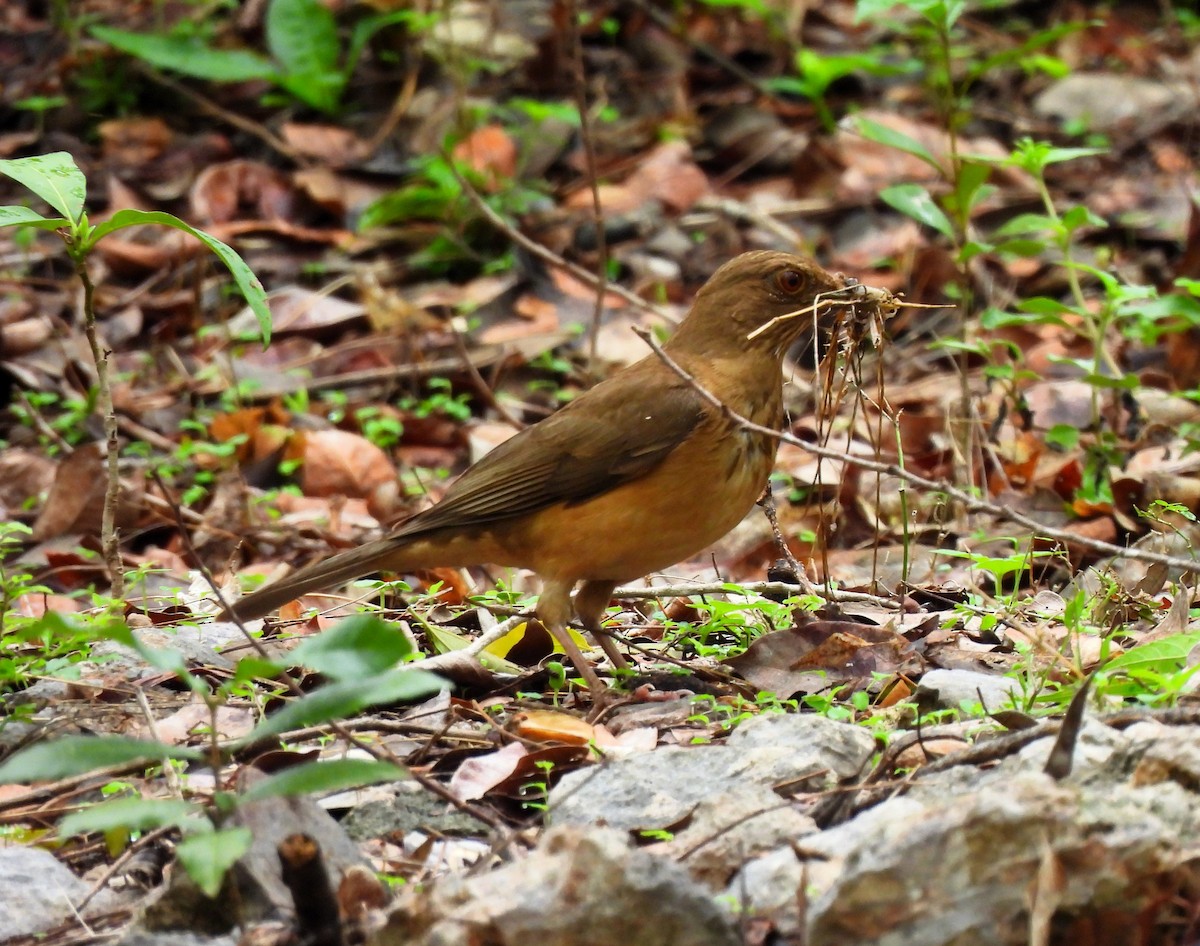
[545,660,569,701]
[89,0,424,114]
[937,541,1060,600]
[0,525,91,693]
[518,759,556,813]
[0,615,444,895]
[10,390,95,451]
[0,522,40,625]
[768,48,916,131]
[399,377,473,423]
[359,153,536,275]
[668,590,799,660]
[0,150,270,595]
[355,406,404,449]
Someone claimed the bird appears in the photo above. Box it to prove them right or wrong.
[221,251,863,697]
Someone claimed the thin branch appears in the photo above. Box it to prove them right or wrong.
[137,65,302,163]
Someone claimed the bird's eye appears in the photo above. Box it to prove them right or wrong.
[775,269,806,294]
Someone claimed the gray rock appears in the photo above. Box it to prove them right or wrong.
[371,826,738,946]
[726,846,805,936]
[0,846,89,939]
[658,782,815,887]
[1033,73,1196,131]
[728,770,1200,945]
[549,713,875,833]
[1118,721,1200,786]
[118,932,238,946]
[550,744,742,832]
[726,711,877,766]
[918,668,1024,712]
[342,781,482,841]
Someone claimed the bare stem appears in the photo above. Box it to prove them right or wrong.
[76,256,124,599]
[565,0,609,364]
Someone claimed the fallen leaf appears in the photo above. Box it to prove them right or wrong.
[295,429,398,500]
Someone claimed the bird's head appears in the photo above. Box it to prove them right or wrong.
[667,251,864,360]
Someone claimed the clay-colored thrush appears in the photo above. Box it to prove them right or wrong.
[222,251,860,694]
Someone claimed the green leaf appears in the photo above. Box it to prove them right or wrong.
[59,797,204,837]
[855,116,941,172]
[952,160,993,216]
[1078,370,1137,391]
[0,152,86,222]
[176,828,253,898]
[1039,146,1108,166]
[426,624,470,654]
[979,307,1066,330]
[233,655,287,683]
[1104,631,1200,675]
[991,239,1045,258]
[0,736,203,784]
[0,205,68,229]
[346,11,421,76]
[289,614,414,681]
[91,26,278,83]
[1062,204,1107,233]
[993,212,1058,238]
[879,183,954,239]
[267,0,344,112]
[965,22,1084,85]
[241,669,445,744]
[240,758,407,802]
[957,239,992,263]
[1044,424,1079,450]
[87,209,272,345]
[1017,296,1075,316]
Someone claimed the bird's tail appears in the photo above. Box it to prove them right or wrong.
[218,534,433,623]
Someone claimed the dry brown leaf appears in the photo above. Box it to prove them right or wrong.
[892,737,970,770]
[281,122,372,166]
[190,159,297,223]
[0,448,56,513]
[261,285,367,334]
[476,293,560,344]
[514,709,595,746]
[296,429,397,500]
[32,443,139,540]
[12,593,80,617]
[294,166,391,219]
[565,141,710,214]
[453,124,518,189]
[449,741,527,801]
[150,700,257,744]
[727,620,921,696]
[98,117,172,166]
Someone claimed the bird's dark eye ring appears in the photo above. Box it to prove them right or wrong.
[776,269,806,294]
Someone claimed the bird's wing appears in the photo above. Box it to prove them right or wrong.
[397,368,705,537]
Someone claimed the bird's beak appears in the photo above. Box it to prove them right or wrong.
[745,280,901,343]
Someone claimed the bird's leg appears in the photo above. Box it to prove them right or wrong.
[575,579,627,671]
[537,578,607,697]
